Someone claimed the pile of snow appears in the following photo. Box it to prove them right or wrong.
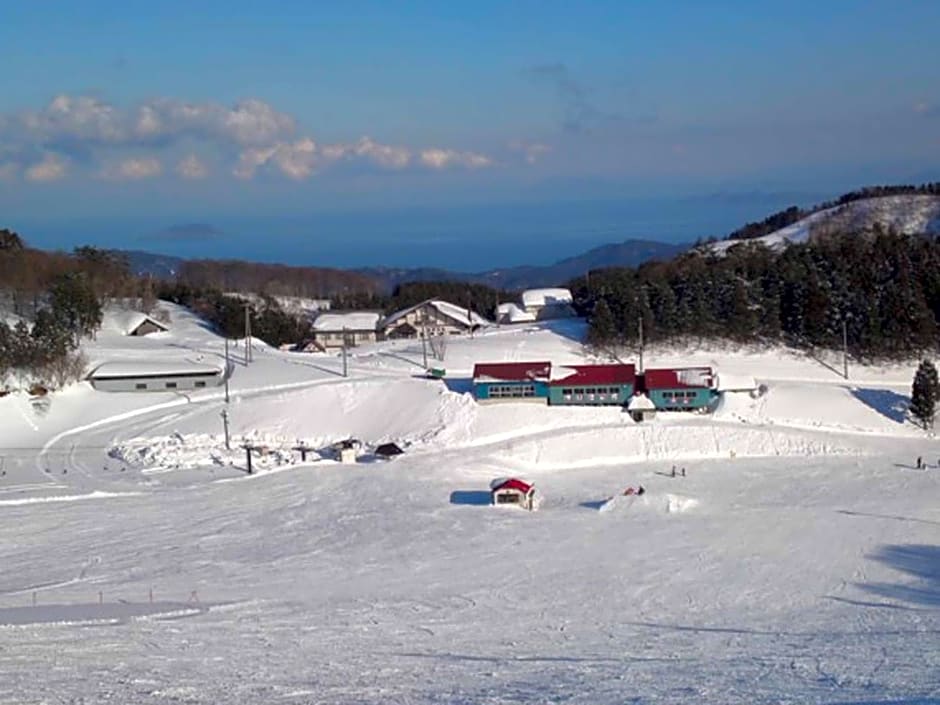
[597,492,698,515]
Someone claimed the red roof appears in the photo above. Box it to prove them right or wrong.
[491,477,534,494]
[550,363,635,387]
[473,361,551,383]
[643,367,713,390]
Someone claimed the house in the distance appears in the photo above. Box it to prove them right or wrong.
[381,299,489,339]
[520,288,576,320]
[106,309,170,337]
[310,311,381,349]
[495,302,536,324]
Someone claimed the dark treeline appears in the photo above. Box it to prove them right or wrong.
[382,281,513,317]
[177,259,379,299]
[726,183,940,242]
[0,230,110,389]
[574,228,940,360]
[156,282,313,347]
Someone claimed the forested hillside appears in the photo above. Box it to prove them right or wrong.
[575,227,940,360]
[725,183,940,242]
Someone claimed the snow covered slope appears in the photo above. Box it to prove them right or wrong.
[711,194,940,254]
[0,308,937,704]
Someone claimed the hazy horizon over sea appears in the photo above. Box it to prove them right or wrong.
[12,192,827,272]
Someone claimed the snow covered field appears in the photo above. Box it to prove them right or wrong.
[0,306,938,704]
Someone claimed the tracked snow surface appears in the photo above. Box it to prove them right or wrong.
[0,305,938,704]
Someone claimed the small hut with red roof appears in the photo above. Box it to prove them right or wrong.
[490,477,539,511]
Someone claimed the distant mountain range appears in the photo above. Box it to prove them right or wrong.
[120,238,689,292]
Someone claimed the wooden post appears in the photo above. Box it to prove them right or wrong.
[242,443,254,474]
[342,327,348,377]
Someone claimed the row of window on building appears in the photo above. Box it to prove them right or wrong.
[487,384,537,398]
[134,380,208,391]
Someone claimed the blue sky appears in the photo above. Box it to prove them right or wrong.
[1,1,939,267]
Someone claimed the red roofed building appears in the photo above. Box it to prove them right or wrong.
[548,363,636,406]
[640,367,715,411]
[472,362,551,404]
[490,477,538,510]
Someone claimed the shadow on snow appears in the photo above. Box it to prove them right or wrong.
[859,544,940,608]
[449,490,491,506]
[850,387,909,424]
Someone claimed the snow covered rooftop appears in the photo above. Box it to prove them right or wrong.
[312,311,381,332]
[496,302,536,323]
[472,361,551,383]
[89,360,223,379]
[382,299,490,329]
[627,393,656,411]
[102,308,169,336]
[521,288,573,308]
[643,367,714,389]
[550,363,636,386]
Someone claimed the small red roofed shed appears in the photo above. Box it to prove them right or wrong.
[490,477,538,510]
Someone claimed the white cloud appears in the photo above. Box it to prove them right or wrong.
[419,148,492,169]
[9,94,297,150]
[317,137,412,169]
[1,93,506,181]
[234,138,318,180]
[25,153,68,182]
[98,157,162,181]
[352,137,412,168]
[176,154,209,179]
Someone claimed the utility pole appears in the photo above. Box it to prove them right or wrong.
[638,316,645,374]
[342,327,348,378]
[221,409,230,450]
[243,304,252,364]
[420,316,429,370]
[842,317,849,380]
[223,337,230,403]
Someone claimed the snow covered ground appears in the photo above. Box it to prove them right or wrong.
[0,305,938,704]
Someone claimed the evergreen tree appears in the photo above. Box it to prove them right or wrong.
[49,272,103,344]
[910,359,940,430]
[587,298,616,347]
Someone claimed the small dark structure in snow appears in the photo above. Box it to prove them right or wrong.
[374,442,404,460]
[332,439,362,464]
[490,477,538,511]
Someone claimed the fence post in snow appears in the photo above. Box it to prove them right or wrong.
[221,409,231,450]
[242,443,254,474]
